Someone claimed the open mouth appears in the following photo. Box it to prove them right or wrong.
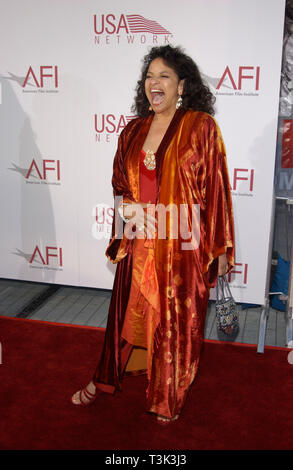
[150,89,165,106]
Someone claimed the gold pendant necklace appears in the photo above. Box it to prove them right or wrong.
[143,150,156,170]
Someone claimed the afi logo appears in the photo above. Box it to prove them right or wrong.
[30,246,63,267]
[232,168,254,192]
[228,262,248,285]
[217,66,260,91]
[26,159,61,181]
[22,66,59,88]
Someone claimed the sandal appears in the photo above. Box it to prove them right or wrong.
[156,414,179,425]
[71,382,97,407]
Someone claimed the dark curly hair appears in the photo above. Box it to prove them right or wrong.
[131,44,215,117]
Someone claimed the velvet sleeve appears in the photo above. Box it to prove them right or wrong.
[111,127,134,202]
[105,122,137,263]
[202,116,235,288]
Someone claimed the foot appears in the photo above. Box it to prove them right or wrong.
[71,381,97,406]
[156,414,179,424]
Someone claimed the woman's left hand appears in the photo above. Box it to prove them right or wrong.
[218,253,228,276]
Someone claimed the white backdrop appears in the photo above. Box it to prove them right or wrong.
[0,0,285,305]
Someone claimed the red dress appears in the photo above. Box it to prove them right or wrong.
[121,150,158,376]
[139,150,157,204]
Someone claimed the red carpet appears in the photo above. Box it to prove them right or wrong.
[1,316,293,450]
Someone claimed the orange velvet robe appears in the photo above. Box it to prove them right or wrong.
[93,109,235,419]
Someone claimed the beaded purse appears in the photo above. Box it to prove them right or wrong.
[216,275,239,336]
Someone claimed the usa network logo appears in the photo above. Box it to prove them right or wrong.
[94,13,173,45]
[95,113,137,143]
[92,204,113,240]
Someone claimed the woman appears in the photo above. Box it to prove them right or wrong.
[71,45,235,423]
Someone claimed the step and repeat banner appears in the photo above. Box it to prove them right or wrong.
[0,0,286,305]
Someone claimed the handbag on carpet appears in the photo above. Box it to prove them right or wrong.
[216,274,239,336]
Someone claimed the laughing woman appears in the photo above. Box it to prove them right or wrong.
[71,45,235,424]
